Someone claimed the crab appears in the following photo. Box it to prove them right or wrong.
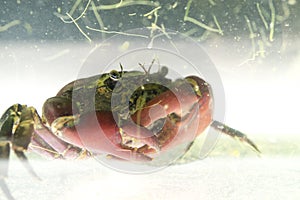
[0,63,260,179]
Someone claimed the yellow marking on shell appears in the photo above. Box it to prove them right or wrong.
[186,78,202,97]
[97,87,111,98]
[194,85,200,93]
[51,115,79,136]
[96,73,111,88]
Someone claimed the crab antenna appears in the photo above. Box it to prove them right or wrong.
[119,63,124,76]
[147,59,156,74]
[138,62,148,74]
[119,63,124,71]
[138,59,157,74]
[211,120,261,153]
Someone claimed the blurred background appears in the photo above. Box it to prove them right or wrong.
[0,0,300,199]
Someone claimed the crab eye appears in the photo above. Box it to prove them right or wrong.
[109,70,121,81]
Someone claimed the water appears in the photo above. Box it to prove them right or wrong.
[1,1,300,199]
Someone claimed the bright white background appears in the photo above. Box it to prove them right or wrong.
[1,41,299,135]
[0,41,299,199]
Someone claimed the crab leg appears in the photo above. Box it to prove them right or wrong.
[0,105,38,200]
[210,120,261,153]
[0,104,21,200]
[159,94,212,150]
[30,128,84,159]
[0,104,83,180]
[0,105,18,177]
[0,104,39,178]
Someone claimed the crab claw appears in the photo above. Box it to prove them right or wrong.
[130,76,213,152]
[51,111,159,161]
[131,80,200,128]
[120,122,160,152]
[42,97,77,125]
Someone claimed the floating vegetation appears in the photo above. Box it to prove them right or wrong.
[184,0,223,35]
[0,20,21,32]
[1,0,299,64]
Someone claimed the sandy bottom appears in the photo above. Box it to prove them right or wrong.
[1,156,299,200]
